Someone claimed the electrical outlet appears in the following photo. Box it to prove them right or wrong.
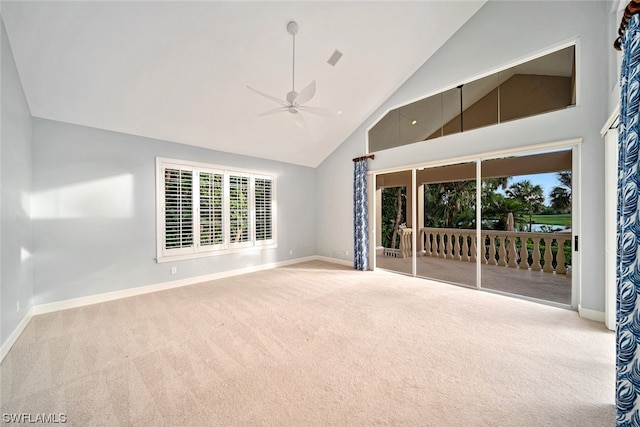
[289,250,293,256]
[345,250,349,256]
[16,301,20,312]
[171,266,177,275]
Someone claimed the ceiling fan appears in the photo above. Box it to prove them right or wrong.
[247,21,341,128]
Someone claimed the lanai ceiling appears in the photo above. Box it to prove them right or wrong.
[1,1,486,167]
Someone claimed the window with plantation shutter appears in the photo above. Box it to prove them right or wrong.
[255,177,273,243]
[199,172,224,248]
[164,167,193,254]
[229,174,250,245]
[156,158,276,262]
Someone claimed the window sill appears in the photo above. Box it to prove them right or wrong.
[156,243,278,263]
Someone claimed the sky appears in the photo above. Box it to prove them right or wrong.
[497,172,564,205]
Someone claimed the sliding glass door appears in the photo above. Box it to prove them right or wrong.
[416,162,477,287]
[480,150,572,304]
[372,146,576,308]
[375,170,412,275]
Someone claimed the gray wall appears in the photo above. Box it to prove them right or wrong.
[609,1,624,114]
[31,118,316,305]
[1,17,34,347]
[316,1,610,312]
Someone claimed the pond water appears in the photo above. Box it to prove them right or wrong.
[530,224,570,232]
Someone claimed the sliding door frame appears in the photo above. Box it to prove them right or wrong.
[369,138,582,310]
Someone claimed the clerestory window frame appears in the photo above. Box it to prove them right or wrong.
[155,157,277,263]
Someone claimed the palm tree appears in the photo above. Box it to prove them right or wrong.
[425,181,476,228]
[558,171,571,188]
[506,180,545,231]
[390,187,405,249]
[550,171,571,214]
[382,187,406,248]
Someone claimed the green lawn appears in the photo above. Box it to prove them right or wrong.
[531,214,572,226]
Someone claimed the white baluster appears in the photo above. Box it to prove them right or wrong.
[556,237,567,274]
[489,235,497,265]
[462,233,470,262]
[470,234,477,263]
[542,236,553,272]
[532,238,542,271]
[498,235,507,267]
[447,233,455,260]
[508,236,518,268]
[519,235,529,269]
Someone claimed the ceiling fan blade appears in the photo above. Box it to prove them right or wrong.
[292,111,306,128]
[294,80,316,105]
[258,107,288,116]
[247,85,288,106]
[297,105,343,116]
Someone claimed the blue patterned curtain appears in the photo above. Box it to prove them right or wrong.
[353,159,369,271]
[617,13,640,427]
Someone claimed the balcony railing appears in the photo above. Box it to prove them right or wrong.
[389,227,571,274]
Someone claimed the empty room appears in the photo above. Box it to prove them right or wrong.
[0,1,634,425]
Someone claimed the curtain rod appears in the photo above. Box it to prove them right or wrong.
[615,0,640,50]
[352,154,375,162]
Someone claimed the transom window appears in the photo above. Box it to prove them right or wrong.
[156,157,276,262]
[368,44,576,152]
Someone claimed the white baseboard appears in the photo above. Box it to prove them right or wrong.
[32,255,319,316]
[2,257,323,362]
[315,255,353,267]
[0,256,324,364]
[578,305,606,323]
[1,307,35,363]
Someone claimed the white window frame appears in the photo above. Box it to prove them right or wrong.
[197,167,226,253]
[253,173,276,247]
[156,157,277,263]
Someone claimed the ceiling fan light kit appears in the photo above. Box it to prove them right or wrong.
[247,20,341,128]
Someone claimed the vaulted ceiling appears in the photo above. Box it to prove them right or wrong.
[1,1,486,167]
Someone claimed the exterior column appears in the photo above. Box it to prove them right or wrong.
[376,187,382,254]
[417,183,424,253]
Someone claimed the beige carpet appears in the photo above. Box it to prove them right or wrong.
[1,261,614,426]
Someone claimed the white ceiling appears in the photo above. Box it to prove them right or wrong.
[1,1,486,167]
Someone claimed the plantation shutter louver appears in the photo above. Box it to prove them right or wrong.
[199,172,224,247]
[255,178,273,242]
[164,167,193,252]
[229,175,250,244]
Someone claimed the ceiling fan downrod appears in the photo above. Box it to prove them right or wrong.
[287,21,299,105]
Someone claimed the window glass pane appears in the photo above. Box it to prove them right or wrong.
[375,170,412,275]
[164,168,193,249]
[229,175,250,243]
[416,162,477,287]
[368,45,575,152]
[369,110,400,152]
[499,45,575,123]
[435,87,462,138]
[480,150,572,305]
[255,178,273,241]
[460,73,499,132]
[200,172,224,246]
[398,93,442,145]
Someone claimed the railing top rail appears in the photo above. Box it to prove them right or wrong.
[419,227,571,239]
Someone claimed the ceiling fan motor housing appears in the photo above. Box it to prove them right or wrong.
[286,91,298,104]
[287,21,299,35]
